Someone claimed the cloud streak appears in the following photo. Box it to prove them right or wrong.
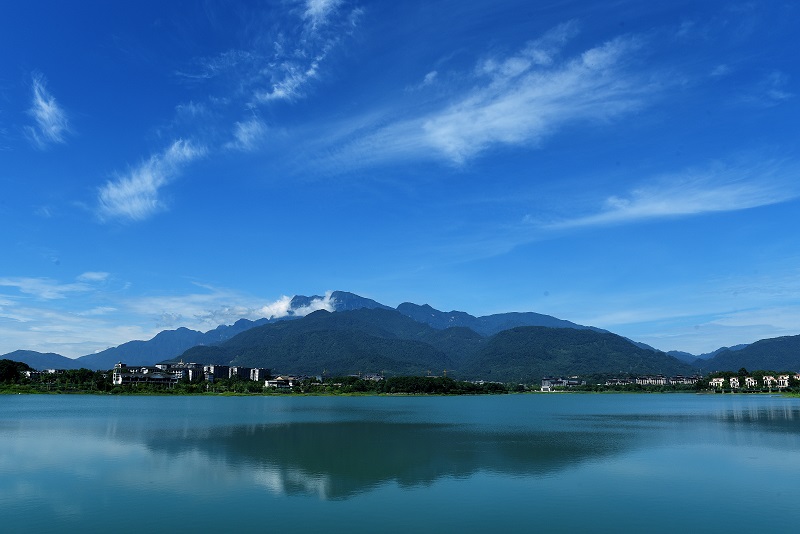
[303,0,343,29]
[548,159,800,229]
[0,272,108,300]
[97,139,206,221]
[225,117,268,151]
[325,23,656,167]
[25,73,71,149]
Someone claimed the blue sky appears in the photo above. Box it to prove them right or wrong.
[1,0,798,358]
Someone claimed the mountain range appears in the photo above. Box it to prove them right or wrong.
[4,291,800,378]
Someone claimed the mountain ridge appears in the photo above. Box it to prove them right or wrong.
[3,290,796,375]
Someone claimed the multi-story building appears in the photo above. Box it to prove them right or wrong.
[228,366,251,379]
[112,362,177,386]
[203,365,229,383]
[250,368,270,381]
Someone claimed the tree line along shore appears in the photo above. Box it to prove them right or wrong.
[3,358,799,396]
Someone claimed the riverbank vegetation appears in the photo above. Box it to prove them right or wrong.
[3,358,798,396]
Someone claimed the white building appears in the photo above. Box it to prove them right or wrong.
[709,377,725,388]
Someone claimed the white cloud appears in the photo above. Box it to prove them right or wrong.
[303,0,342,29]
[97,139,206,222]
[710,64,730,77]
[225,117,268,151]
[77,306,117,317]
[128,286,335,331]
[77,272,110,283]
[255,58,323,103]
[0,277,339,357]
[548,159,800,229]
[257,291,335,319]
[24,72,71,149]
[760,71,793,103]
[175,49,257,80]
[326,24,656,167]
[0,276,97,300]
[735,71,794,108]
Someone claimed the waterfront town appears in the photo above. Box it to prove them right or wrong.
[11,360,800,393]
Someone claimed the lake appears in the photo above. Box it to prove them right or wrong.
[1,393,799,533]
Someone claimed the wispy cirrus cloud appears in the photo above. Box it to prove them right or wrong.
[24,72,71,149]
[325,22,657,167]
[225,117,268,151]
[105,2,361,223]
[0,272,108,300]
[175,2,358,105]
[96,139,206,222]
[547,159,800,230]
[303,0,343,29]
[253,4,361,104]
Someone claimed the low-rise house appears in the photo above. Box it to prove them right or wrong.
[763,375,777,387]
[729,377,740,388]
[669,375,699,385]
[265,376,298,389]
[745,377,758,388]
[605,378,633,386]
[709,377,725,388]
[636,376,668,386]
[777,375,790,388]
[362,374,384,382]
[541,377,585,391]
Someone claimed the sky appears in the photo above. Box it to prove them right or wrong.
[1,0,799,358]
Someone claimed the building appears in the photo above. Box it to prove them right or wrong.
[203,365,229,383]
[745,377,757,388]
[250,368,270,381]
[670,375,700,385]
[709,377,725,388]
[636,376,668,386]
[154,361,203,382]
[763,375,777,387]
[541,377,585,392]
[265,376,298,389]
[112,362,177,386]
[605,378,633,386]
[228,366,251,379]
[729,377,740,389]
[777,375,790,388]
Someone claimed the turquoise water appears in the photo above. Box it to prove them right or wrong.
[1,394,798,532]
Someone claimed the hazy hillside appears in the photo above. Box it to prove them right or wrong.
[459,326,696,383]
[703,335,800,372]
[5,290,791,377]
[176,309,692,382]
[396,302,603,336]
[0,350,79,370]
[181,308,458,376]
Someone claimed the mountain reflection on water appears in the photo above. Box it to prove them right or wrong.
[138,421,631,500]
[4,394,800,533]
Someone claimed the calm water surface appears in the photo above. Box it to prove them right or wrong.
[1,393,798,533]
